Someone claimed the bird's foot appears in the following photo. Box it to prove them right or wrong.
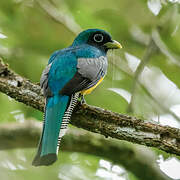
[80,94,86,105]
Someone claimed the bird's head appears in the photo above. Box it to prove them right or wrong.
[72,29,122,52]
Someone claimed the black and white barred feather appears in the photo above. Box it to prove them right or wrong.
[56,92,80,154]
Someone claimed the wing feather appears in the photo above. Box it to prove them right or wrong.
[60,56,107,95]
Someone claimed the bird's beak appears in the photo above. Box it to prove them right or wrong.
[104,40,122,49]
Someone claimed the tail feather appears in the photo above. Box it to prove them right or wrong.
[32,95,69,166]
[56,92,80,152]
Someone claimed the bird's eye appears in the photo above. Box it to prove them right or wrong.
[93,34,104,43]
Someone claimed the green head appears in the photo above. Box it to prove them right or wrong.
[72,29,122,52]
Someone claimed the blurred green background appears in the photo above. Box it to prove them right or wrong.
[0,0,180,179]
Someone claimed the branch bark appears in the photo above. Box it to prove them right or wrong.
[0,120,171,180]
[0,58,180,156]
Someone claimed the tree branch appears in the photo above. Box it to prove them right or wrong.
[127,38,157,113]
[0,120,171,180]
[126,28,180,121]
[0,58,180,156]
[152,29,180,68]
[36,0,82,35]
[110,54,180,122]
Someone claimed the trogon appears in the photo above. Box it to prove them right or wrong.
[32,29,122,166]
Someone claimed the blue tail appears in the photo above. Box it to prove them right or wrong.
[32,95,69,166]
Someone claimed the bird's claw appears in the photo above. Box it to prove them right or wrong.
[79,94,86,105]
[80,94,86,105]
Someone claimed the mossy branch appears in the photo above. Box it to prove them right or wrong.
[0,58,180,156]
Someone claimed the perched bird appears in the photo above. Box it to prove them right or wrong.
[32,29,122,166]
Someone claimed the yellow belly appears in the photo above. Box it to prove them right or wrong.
[81,77,104,95]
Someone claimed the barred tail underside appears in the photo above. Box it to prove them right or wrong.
[56,92,80,153]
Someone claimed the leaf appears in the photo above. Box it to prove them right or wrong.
[168,0,180,4]
[0,32,7,39]
[158,156,180,179]
[124,52,141,73]
[147,0,162,16]
[108,88,131,104]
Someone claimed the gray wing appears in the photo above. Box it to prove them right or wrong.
[40,63,52,97]
[77,56,108,81]
[60,56,108,95]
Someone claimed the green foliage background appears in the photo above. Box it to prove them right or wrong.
[0,0,180,179]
